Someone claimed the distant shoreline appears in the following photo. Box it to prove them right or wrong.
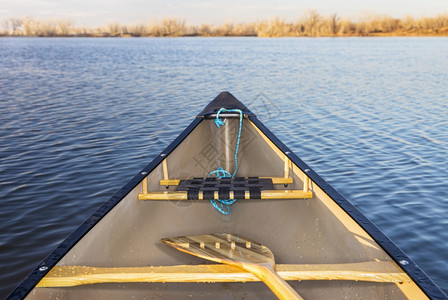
[0,33,448,39]
[2,12,448,38]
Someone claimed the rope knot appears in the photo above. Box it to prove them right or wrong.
[214,117,226,128]
[208,167,231,179]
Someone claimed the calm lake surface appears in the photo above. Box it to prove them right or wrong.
[0,37,447,297]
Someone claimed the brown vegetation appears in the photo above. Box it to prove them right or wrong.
[1,11,448,37]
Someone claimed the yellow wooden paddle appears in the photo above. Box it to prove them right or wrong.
[162,233,303,300]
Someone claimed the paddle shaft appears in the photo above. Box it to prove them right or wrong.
[243,263,302,300]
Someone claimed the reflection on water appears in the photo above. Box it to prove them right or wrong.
[0,37,447,297]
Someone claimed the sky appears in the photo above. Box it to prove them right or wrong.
[1,0,448,27]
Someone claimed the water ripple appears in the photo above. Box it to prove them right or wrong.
[0,37,447,297]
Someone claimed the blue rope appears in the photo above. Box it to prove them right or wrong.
[208,167,231,179]
[207,108,243,214]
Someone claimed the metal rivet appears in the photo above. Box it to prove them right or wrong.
[141,171,148,175]
[160,153,166,157]
[399,260,409,266]
[285,151,290,155]
[39,266,48,271]
[305,169,310,173]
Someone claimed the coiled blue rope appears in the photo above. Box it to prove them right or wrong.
[207,108,243,214]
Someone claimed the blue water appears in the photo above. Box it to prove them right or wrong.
[0,37,447,297]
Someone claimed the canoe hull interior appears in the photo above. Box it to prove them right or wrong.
[13,92,443,299]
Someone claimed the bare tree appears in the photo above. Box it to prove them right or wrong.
[127,23,146,36]
[161,19,186,36]
[146,20,162,36]
[232,22,256,36]
[22,17,35,35]
[381,16,401,33]
[256,18,291,37]
[303,10,321,36]
[57,19,73,36]
[73,25,90,36]
[1,19,10,35]
[10,17,23,35]
[216,22,233,36]
[107,22,122,36]
[36,20,58,36]
[198,23,212,36]
[330,13,340,35]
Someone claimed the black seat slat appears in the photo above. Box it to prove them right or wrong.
[177,177,273,200]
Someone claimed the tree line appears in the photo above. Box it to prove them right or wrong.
[2,11,448,37]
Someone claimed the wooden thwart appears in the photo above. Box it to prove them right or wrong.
[37,261,411,287]
[160,177,294,186]
[138,190,313,201]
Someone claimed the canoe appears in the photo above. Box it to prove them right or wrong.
[8,92,447,299]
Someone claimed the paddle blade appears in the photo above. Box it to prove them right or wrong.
[161,233,275,266]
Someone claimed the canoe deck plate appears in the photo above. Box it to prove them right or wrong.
[176,177,274,200]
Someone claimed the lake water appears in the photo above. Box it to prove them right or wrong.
[0,37,447,297]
